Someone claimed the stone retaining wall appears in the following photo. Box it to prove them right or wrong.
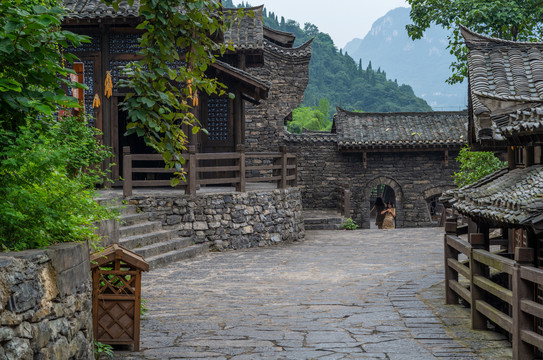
[0,243,93,360]
[127,188,305,250]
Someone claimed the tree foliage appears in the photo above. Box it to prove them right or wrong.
[106,0,245,184]
[287,98,332,133]
[0,3,115,251]
[453,145,507,188]
[406,0,543,84]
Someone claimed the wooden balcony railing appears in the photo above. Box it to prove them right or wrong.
[444,220,543,359]
[122,145,297,197]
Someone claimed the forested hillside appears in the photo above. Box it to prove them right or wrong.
[224,1,432,132]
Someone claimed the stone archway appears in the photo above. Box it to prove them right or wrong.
[352,176,404,229]
[423,185,455,225]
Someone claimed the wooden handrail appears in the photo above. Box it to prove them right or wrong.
[444,236,543,359]
[122,146,297,197]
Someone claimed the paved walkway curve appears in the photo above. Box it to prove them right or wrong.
[117,228,511,360]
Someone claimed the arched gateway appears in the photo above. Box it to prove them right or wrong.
[353,176,404,229]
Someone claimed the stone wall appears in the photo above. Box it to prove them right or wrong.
[0,243,93,360]
[286,136,460,228]
[127,188,305,250]
[244,43,311,152]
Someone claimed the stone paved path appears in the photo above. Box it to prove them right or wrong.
[116,228,512,359]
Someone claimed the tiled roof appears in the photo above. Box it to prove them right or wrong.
[441,165,543,229]
[223,5,264,51]
[212,60,270,98]
[283,130,337,144]
[63,0,140,20]
[264,39,312,59]
[461,25,543,141]
[333,108,467,149]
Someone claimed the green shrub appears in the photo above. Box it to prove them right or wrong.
[453,145,507,188]
[0,118,116,251]
[342,218,359,230]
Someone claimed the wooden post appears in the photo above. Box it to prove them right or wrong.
[508,146,516,170]
[512,248,535,360]
[525,146,534,167]
[236,144,245,192]
[469,233,487,330]
[444,150,449,167]
[187,145,197,197]
[445,219,457,234]
[444,234,460,305]
[293,155,298,187]
[279,146,287,189]
[122,146,132,197]
[363,151,367,169]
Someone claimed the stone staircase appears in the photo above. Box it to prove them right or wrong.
[303,210,345,230]
[117,204,209,269]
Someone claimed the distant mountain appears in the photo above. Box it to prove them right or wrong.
[344,7,467,111]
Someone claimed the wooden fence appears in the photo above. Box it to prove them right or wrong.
[122,145,297,197]
[444,221,543,359]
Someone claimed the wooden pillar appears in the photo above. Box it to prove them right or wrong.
[363,151,367,169]
[122,146,132,197]
[525,146,534,167]
[186,145,197,197]
[444,149,449,167]
[444,224,460,305]
[469,233,487,330]
[512,248,535,360]
[236,144,245,192]
[508,146,516,170]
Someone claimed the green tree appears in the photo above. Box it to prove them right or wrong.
[406,0,543,84]
[453,145,507,188]
[0,3,115,251]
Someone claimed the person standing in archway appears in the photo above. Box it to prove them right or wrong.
[381,202,396,229]
[371,197,386,229]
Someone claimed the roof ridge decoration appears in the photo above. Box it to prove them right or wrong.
[460,24,543,47]
[263,38,312,58]
[63,0,141,20]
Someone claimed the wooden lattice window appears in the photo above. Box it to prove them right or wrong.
[109,33,141,54]
[81,59,95,125]
[64,34,101,53]
[207,97,229,142]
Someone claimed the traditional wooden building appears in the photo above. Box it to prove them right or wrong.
[441,26,543,260]
[285,108,467,228]
[62,1,272,184]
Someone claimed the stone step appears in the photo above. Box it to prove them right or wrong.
[95,196,122,207]
[304,217,343,225]
[145,243,209,270]
[133,237,193,259]
[119,221,162,238]
[119,204,138,216]
[304,223,343,230]
[119,229,176,250]
[120,213,149,227]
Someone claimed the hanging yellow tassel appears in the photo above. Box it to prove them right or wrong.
[192,92,198,107]
[104,71,113,98]
[92,93,101,108]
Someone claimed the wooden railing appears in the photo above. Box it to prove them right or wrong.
[444,221,543,359]
[122,145,297,197]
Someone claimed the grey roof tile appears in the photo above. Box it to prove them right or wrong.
[333,108,467,149]
[223,6,264,51]
[63,0,140,20]
[442,165,543,228]
[461,25,543,141]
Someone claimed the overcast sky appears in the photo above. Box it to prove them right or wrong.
[235,0,410,49]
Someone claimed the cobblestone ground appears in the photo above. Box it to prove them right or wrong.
[116,228,512,359]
